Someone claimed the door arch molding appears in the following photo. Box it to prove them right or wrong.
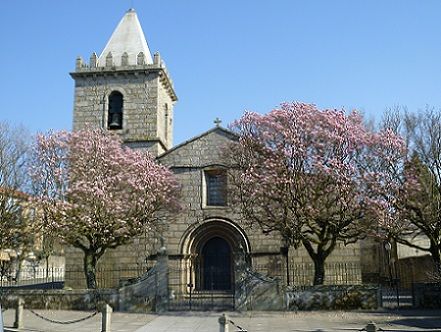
[179,218,251,291]
[180,218,251,257]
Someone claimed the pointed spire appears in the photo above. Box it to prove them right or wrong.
[98,9,153,67]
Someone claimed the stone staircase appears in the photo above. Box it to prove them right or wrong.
[169,291,234,311]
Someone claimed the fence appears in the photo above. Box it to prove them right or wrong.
[0,267,64,288]
[253,261,362,286]
[0,266,150,289]
[64,266,150,289]
[0,262,362,291]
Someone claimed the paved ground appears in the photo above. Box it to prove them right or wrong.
[1,309,440,332]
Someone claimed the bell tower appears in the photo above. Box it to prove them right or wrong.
[70,9,177,156]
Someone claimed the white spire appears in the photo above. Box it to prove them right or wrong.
[98,9,153,67]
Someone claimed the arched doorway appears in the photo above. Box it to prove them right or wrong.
[179,218,251,294]
[201,237,232,290]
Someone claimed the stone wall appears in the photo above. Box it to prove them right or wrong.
[2,252,169,313]
[397,255,438,287]
[0,289,119,311]
[235,252,378,311]
[158,128,284,273]
[235,255,285,311]
[72,56,176,156]
[118,249,169,313]
[64,127,372,291]
[286,285,379,310]
[64,238,156,289]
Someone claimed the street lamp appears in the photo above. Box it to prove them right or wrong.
[384,241,400,307]
[280,244,290,286]
[0,302,4,332]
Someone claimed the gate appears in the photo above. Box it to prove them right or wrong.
[380,281,414,308]
[168,265,235,311]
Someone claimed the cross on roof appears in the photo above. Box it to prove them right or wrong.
[214,117,222,127]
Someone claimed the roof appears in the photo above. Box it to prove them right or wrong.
[98,9,153,66]
[157,126,238,160]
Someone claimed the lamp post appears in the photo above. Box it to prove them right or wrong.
[280,243,290,286]
[0,302,4,332]
[384,241,399,307]
[187,254,197,311]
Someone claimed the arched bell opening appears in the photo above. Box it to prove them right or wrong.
[107,91,123,130]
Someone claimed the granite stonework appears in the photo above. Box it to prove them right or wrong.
[118,248,169,313]
[234,252,285,311]
[71,53,176,156]
[0,289,119,311]
[234,251,377,311]
[66,8,380,300]
[2,251,169,313]
[286,285,379,311]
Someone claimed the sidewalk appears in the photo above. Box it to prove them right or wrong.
[134,310,441,332]
[1,309,441,332]
[1,309,155,332]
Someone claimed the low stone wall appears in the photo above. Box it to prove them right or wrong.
[118,251,168,312]
[0,289,119,311]
[286,285,379,310]
[236,253,379,311]
[0,251,169,313]
[235,268,285,311]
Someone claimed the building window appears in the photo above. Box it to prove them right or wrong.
[107,91,123,130]
[204,169,227,206]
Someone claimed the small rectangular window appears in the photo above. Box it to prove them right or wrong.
[205,170,227,206]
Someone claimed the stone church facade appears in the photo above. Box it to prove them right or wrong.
[66,9,373,291]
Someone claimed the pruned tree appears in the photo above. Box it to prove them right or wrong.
[380,108,441,273]
[31,129,179,288]
[0,122,34,272]
[228,102,406,285]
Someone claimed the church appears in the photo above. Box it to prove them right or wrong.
[66,9,371,296]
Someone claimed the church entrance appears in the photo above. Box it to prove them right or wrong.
[201,237,232,291]
[168,219,250,310]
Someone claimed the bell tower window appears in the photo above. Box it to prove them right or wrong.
[108,91,123,130]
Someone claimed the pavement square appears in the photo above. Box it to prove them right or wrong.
[1,309,441,332]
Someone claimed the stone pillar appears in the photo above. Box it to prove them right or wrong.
[366,322,377,332]
[155,246,169,313]
[101,303,112,332]
[13,297,24,329]
[75,56,83,70]
[90,52,98,67]
[218,313,229,332]
[153,52,161,66]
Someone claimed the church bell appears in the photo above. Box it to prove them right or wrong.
[109,112,122,129]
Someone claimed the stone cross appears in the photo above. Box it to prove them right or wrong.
[214,117,222,127]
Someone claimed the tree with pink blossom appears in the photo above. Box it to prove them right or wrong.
[228,102,406,285]
[31,129,179,289]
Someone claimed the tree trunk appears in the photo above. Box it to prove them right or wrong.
[302,239,332,286]
[83,251,99,289]
[312,255,326,285]
[429,243,441,276]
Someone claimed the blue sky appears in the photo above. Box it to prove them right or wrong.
[1,1,441,144]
